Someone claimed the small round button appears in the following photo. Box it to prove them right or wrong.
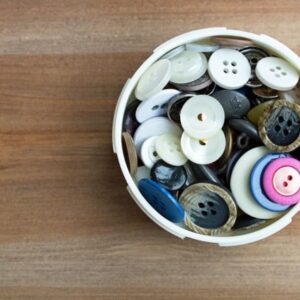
[180,95,225,139]
[122,132,138,176]
[140,136,160,169]
[181,130,226,165]
[170,50,207,84]
[138,179,184,223]
[155,133,188,166]
[262,157,300,205]
[123,100,140,136]
[255,57,299,91]
[179,182,237,235]
[171,72,212,92]
[150,160,187,191]
[135,59,171,101]
[208,48,251,89]
[135,89,180,123]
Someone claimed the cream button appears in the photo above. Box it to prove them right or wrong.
[140,136,160,169]
[180,95,225,139]
[273,166,300,196]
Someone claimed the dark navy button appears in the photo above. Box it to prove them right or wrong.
[233,213,265,230]
[236,133,251,149]
[150,160,187,191]
[228,118,260,141]
[188,162,223,185]
[212,90,251,119]
[138,179,184,223]
[123,100,140,136]
[171,72,212,92]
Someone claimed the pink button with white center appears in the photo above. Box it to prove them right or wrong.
[262,157,300,205]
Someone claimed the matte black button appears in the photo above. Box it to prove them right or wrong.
[123,100,140,136]
[150,160,187,191]
[171,72,212,92]
[225,149,247,184]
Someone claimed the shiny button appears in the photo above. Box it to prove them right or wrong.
[123,100,140,136]
[228,118,260,141]
[171,72,212,92]
[208,48,251,89]
[140,136,160,169]
[185,42,219,53]
[274,167,300,195]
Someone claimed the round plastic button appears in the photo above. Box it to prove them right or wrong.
[180,95,225,139]
[228,118,260,141]
[138,179,184,223]
[170,50,207,84]
[230,146,282,219]
[155,133,188,166]
[171,72,212,92]
[250,153,291,212]
[185,42,219,53]
[150,160,187,191]
[262,157,300,205]
[133,117,182,156]
[161,45,185,60]
[122,132,138,176]
[246,101,274,125]
[135,89,180,123]
[140,136,160,169]
[179,182,237,235]
[255,57,299,91]
[208,48,251,89]
[135,59,171,101]
[181,130,226,165]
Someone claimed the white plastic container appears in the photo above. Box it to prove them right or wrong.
[112,28,300,246]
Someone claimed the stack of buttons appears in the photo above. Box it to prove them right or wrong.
[121,40,300,236]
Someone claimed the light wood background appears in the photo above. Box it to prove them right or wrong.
[0,1,299,299]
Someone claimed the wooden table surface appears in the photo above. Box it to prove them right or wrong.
[0,1,300,299]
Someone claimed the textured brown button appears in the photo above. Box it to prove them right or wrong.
[122,132,138,175]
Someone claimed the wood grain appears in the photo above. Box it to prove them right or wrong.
[0,0,299,299]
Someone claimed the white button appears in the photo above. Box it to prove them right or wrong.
[133,117,182,156]
[134,166,151,183]
[135,59,171,101]
[181,130,226,165]
[255,57,299,91]
[156,134,188,166]
[140,136,160,169]
[208,48,251,89]
[180,95,225,139]
[185,42,219,53]
[170,50,207,84]
[135,89,180,123]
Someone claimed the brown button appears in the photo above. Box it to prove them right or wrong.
[122,132,138,175]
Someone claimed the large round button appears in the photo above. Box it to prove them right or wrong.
[135,89,180,123]
[138,179,184,223]
[122,132,138,176]
[255,57,299,91]
[155,133,188,166]
[133,117,182,156]
[181,130,226,165]
[262,157,300,205]
[140,136,160,169]
[180,95,225,139]
[230,146,282,219]
[150,160,187,191]
[170,50,207,84]
[135,59,171,101]
[208,48,251,89]
[179,182,237,235]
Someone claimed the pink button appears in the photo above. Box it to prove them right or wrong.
[262,157,300,205]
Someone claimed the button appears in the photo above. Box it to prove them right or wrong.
[133,117,182,156]
[167,93,195,124]
[150,160,187,191]
[135,89,180,123]
[188,162,223,185]
[212,89,251,119]
[179,182,237,235]
[123,100,140,136]
[170,50,207,84]
[230,146,282,219]
[135,59,171,101]
[252,86,279,100]
[181,130,226,165]
[155,133,188,166]
[233,214,266,230]
[246,101,274,125]
[180,95,225,139]
[239,46,269,88]
[134,166,151,183]
[185,42,219,53]
[225,149,246,184]
[256,57,299,91]
[138,179,184,223]
[250,153,291,212]
[212,37,254,49]
[258,100,300,152]
[171,72,212,92]
[208,48,251,89]
[161,45,185,60]
[236,133,250,149]
[140,136,160,168]
[228,118,260,141]
[122,132,138,176]
[262,157,300,205]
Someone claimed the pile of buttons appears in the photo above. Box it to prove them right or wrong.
[122,39,300,236]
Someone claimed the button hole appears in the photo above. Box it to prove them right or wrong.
[223,68,229,74]
[276,66,281,70]
[270,68,275,72]
[283,128,289,136]
[202,211,208,216]
[197,113,206,121]
[153,151,158,157]
[288,175,293,181]
[281,72,287,76]
[160,103,167,109]
[223,60,229,66]
[232,69,238,74]
[207,201,214,207]
[231,61,237,66]
[287,120,292,126]
[211,209,217,215]
[199,139,207,146]
[283,181,288,187]
[152,105,159,110]
[279,116,284,123]
[251,57,258,64]
[275,125,281,132]
[198,202,205,208]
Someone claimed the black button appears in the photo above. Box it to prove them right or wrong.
[123,100,140,136]
[150,160,187,191]
[233,213,265,230]
[228,118,260,141]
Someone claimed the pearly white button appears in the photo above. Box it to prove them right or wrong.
[180,95,225,139]
[208,48,251,89]
[170,50,207,84]
[135,59,171,101]
[156,134,188,166]
[255,57,299,91]
[140,136,160,169]
[181,130,226,165]
[135,89,180,123]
